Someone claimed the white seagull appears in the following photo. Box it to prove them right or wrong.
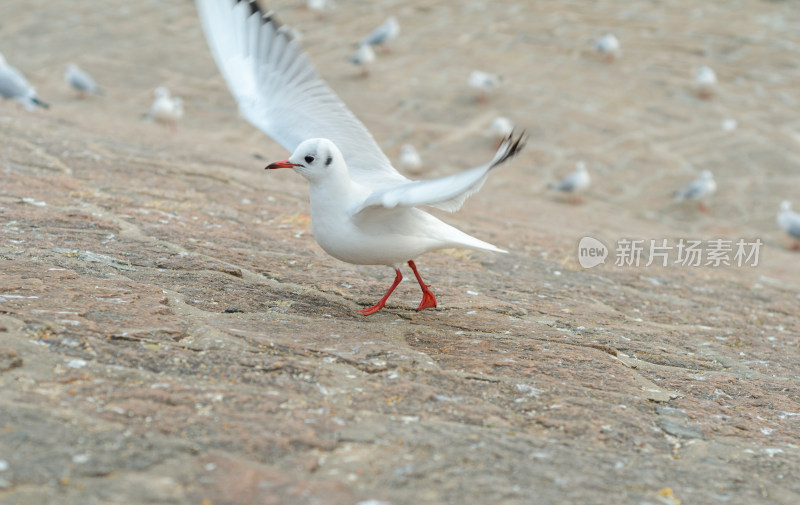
[592,33,621,61]
[65,63,101,97]
[0,52,49,110]
[146,87,184,132]
[306,0,333,12]
[468,70,502,103]
[399,144,422,174]
[359,16,400,51]
[489,117,514,146]
[348,43,375,77]
[196,0,525,315]
[777,201,800,250]
[548,161,590,203]
[674,170,716,212]
[694,65,717,99]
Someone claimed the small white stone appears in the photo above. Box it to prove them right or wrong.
[67,359,87,369]
[72,453,91,464]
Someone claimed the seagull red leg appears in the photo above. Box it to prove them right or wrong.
[358,268,403,316]
[408,260,437,312]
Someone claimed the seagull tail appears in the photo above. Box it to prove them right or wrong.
[31,97,49,109]
[436,218,508,255]
[456,235,508,255]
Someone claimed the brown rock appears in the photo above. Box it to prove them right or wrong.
[0,346,23,372]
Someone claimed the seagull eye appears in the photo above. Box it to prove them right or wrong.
[304,155,315,164]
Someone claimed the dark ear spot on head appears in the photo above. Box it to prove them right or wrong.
[325,156,332,167]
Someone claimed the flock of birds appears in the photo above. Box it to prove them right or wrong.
[347,16,400,77]
[465,33,725,213]
[345,18,796,250]
[462,32,798,250]
[0,53,184,130]
[1,0,799,315]
[295,10,796,248]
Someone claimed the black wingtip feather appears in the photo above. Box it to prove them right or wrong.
[244,0,259,17]
[237,1,278,27]
[238,1,297,43]
[494,129,526,168]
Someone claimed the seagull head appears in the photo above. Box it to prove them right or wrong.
[348,44,374,65]
[700,170,713,180]
[695,66,717,84]
[489,117,513,137]
[594,34,619,53]
[266,138,346,182]
[781,201,793,213]
[154,87,170,99]
[401,144,417,157]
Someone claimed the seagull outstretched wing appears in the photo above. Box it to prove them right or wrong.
[354,132,525,214]
[196,0,407,189]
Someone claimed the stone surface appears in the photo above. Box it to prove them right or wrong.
[1,0,799,504]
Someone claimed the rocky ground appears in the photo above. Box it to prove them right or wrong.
[1,0,799,504]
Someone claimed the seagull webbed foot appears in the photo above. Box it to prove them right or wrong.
[357,268,403,316]
[408,260,437,312]
[416,289,437,312]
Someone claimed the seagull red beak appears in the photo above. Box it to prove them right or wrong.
[265,159,300,170]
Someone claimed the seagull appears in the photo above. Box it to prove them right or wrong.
[694,65,717,99]
[359,16,400,51]
[306,0,332,12]
[266,136,523,315]
[146,87,184,132]
[468,70,502,103]
[399,144,422,174]
[0,52,49,110]
[195,0,526,315]
[489,117,514,146]
[592,33,621,61]
[65,63,101,97]
[721,118,737,131]
[548,161,590,203]
[348,43,375,77]
[674,170,716,212]
[777,201,800,250]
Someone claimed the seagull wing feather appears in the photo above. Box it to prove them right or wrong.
[354,132,525,215]
[0,65,33,101]
[196,0,406,189]
[680,179,709,200]
[782,212,800,239]
[551,173,578,192]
